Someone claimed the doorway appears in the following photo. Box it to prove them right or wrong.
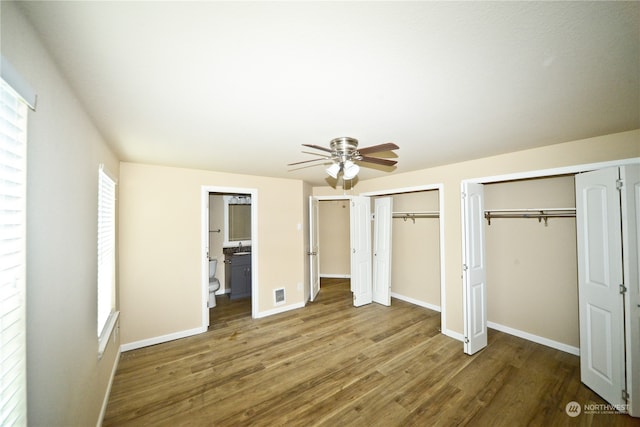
[201,186,258,327]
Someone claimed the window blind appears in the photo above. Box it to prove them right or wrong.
[0,80,28,426]
[97,167,115,342]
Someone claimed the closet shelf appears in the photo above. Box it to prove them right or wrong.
[392,211,439,223]
[484,208,576,226]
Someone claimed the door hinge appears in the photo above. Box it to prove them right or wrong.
[616,179,624,191]
[461,192,467,199]
[462,264,468,272]
[370,213,375,221]
[464,336,470,344]
[622,389,630,402]
[620,284,627,294]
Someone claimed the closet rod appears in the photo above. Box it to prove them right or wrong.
[484,208,575,226]
[392,211,439,223]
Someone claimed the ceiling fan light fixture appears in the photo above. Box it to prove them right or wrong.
[343,160,360,180]
[326,162,341,179]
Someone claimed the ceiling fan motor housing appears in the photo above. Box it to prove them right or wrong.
[330,137,361,162]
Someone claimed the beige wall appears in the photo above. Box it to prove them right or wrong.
[318,200,351,276]
[390,191,440,307]
[2,2,121,425]
[118,163,305,345]
[314,130,639,338]
[485,176,578,347]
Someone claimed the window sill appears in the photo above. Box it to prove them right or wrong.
[98,311,119,360]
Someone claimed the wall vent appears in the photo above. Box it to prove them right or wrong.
[274,288,285,305]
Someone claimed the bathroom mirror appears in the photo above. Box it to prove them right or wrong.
[223,195,251,247]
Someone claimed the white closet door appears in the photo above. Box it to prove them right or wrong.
[621,164,640,417]
[350,196,372,307]
[373,197,392,306]
[576,167,625,409]
[462,182,487,355]
[309,197,320,302]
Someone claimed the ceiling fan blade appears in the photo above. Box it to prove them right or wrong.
[357,156,397,166]
[302,143,333,153]
[357,142,399,155]
[287,158,328,166]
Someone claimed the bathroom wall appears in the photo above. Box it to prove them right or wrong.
[318,200,350,277]
[2,2,121,425]
[208,194,227,290]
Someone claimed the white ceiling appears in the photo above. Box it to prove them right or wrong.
[17,1,640,186]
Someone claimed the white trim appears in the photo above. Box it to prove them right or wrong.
[254,301,305,319]
[96,346,120,427]
[464,157,640,184]
[487,321,580,356]
[391,292,441,312]
[361,183,447,334]
[320,273,351,279]
[202,185,259,326]
[120,326,207,352]
[443,329,464,342]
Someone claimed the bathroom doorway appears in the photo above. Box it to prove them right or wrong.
[201,186,258,327]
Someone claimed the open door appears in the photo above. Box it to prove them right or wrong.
[576,167,626,410]
[373,197,392,306]
[621,164,640,417]
[462,182,487,355]
[350,196,372,307]
[309,197,320,302]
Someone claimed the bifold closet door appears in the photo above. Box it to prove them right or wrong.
[462,182,487,355]
[575,167,625,409]
[309,197,320,302]
[350,196,372,307]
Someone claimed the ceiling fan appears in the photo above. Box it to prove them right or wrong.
[288,137,399,180]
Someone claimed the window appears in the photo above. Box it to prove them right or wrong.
[97,166,117,357]
[0,79,28,426]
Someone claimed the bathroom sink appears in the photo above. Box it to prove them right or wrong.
[234,251,251,255]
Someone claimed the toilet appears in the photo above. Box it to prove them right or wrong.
[208,259,221,308]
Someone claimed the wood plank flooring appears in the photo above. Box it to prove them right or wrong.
[103,279,638,426]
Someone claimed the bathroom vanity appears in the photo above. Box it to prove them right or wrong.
[226,253,251,300]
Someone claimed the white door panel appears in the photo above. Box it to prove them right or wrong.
[462,182,487,355]
[576,167,625,409]
[309,197,320,302]
[373,197,392,306]
[621,165,640,417]
[350,196,372,307]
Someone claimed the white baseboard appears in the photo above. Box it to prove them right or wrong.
[443,329,464,342]
[121,326,207,352]
[255,301,305,319]
[391,292,441,312]
[320,274,351,279]
[487,321,580,356]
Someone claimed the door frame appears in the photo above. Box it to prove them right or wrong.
[361,184,447,334]
[202,185,259,325]
[460,157,639,415]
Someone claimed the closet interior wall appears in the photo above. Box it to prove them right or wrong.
[484,175,578,348]
[390,190,440,309]
[318,200,350,277]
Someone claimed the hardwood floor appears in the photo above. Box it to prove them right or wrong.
[103,279,637,426]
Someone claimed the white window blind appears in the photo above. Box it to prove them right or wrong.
[97,166,116,347]
[0,79,28,426]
